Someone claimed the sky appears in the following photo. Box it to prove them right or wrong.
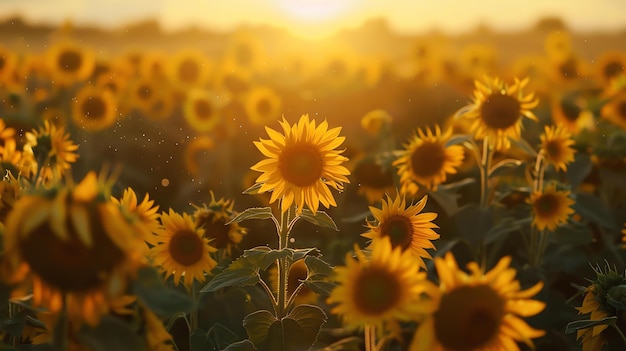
[0,0,624,38]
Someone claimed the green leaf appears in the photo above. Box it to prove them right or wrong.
[200,267,260,293]
[303,280,337,296]
[288,304,327,341]
[510,137,538,157]
[304,256,335,276]
[453,204,493,248]
[132,266,194,318]
[191,324,241,351]
[429,178,474,217]
[243,310,277,347]
[242,182,263,195]
[565,316,618,334]
[484,216,520,245]
[291,248,321,262]
[226,207,274,225]
[552,221,593,246]
[299,210,338,231]
[241,247,293,271]
[488,159,524,178]
[445,134,472,147]
[222,340,257,351]
[0,309,28,336]
[572,192,618,230]
[607,285,626,310]
[76,315,146,351]
[566,153,593,188]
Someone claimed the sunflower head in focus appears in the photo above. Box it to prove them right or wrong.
[327,237,438,331]
[191,191,247,256]
[46,41,95,86]
[71,84,118,132]
[393,125,464,193]
[458,76,539,150]
[3,171,144,326]
[243,86,282,126]
[539,125,576,172]
[150,209,217,288]
[250,114,350,214]
[527,184,575,232]
[351,155,395,204]
[362,193,439,268]
[411,252,545,351]
[601,91,626,130]
[576,263,626,351]
[24,120,79,184]
[111,187,160,246]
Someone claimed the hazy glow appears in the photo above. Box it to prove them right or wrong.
[277,0,354,22]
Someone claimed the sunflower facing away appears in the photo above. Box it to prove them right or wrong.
[24,120,79,184]
[150,209,217,288]
[458,76,539,150]
[527,184,575,231]
[539,125,576,172]
[3,172,144,326]
[393,125,464,193]
[362,193,439,269]
[191,191,247,256]
[251,114,350,214]
[111,187,161,246]
[327,237,438,331]
[410,252,545,351]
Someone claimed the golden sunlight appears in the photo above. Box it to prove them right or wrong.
[275,0,358,38]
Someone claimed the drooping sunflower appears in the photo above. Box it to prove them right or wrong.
[46,40,95,86]
[191,191,247,256]
[250,114,350,214]
[527,184,575,231]
[150,209,217,288]
[601,91,626,130]
[327,237,438,331]
[183,89,223,133]
[111,187,160,246]
[459,76,539,150]
[3,172,144,326]
[24,120,79,184]
[393,125,464,193]
[352,155,395,204]
[184,136,215,178]
[243,86,282,126]
[362,193,439,268]
[410,252,545,351]
[539,125,576,172]
[575,263,626,351]
[551,93,595,134]
[71,84,118,132]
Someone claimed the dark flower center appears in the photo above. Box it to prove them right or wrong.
[480,93,522,130]
[256,98,272,116]
[603,61,624,80]
[58,50,82,73]
[194,99,213,121]
[559,99,581,122]
[197,214,231,249]
[544,140,564,161]
[168,230,204,266]
[434,284,505,350]
[179,59,200,84]
[534,193,560,217]
[353,266,401,315]
[137,84,152,101]
[278,143,323,187]
[81,96,107,120]
[410,141,446,179]
[618,101,626,121]
[380,215,413,250]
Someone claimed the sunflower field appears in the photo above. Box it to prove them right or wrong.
[0,13,626,351]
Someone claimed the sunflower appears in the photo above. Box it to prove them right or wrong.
[191,191,247,256]
[601,91,626,130]
[0,45,18,84]
[183,89,223,133]
[224,29,265,71]
[41,107,68,129]
[150,209,217,288]
[551,93,595,134]
[544,31,573,64]
[24,120,79,184]
[111,187,160,246]
[71,84,118,132]
[594,51,626,86]
[576,264,626,351]
[539,125,576,172]
[167,50,212,90]
[393,125,464,193]
[46,41,95,86]
[459,76,539,150]
[360,109,392,136]
[96,71,129,97]
[243,86,282,126]
[184,136,215,177]
[527,184,575,231]
[410,252,545,351]
[362,193,439,268]
[327,237,438,331]
[250,114,350,214]
[459,44,498,79]
[352,155,395,204]
[3,172,144,326]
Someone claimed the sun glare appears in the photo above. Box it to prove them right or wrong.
[276,0,357,38]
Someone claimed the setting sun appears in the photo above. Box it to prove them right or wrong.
[275,0,359,38]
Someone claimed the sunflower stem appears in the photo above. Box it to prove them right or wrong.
[364,324,376,351]
[190,281,198,332]
[533,153,545,193]
[479,138,494,209]
[277,201,292,318]
[52,293,69,351]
